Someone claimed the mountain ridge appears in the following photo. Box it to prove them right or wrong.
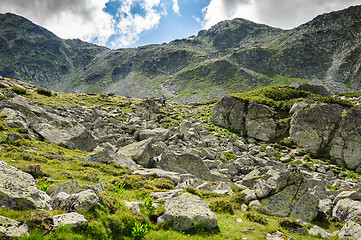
[0,6,361,102]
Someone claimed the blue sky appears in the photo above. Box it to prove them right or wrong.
[1,0,361,49]
[102,0,209,48]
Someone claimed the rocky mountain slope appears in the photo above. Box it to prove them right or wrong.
[1,5,361,102]
[1,77,361,239]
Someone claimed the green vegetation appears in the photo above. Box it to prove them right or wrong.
[36,88,52,97]
[11,86,27,95]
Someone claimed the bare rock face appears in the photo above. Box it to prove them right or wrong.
[0,161,52,210]
[157,193,217,232]
[211,95,246,134]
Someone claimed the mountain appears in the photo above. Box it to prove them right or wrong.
[1,5,361,102]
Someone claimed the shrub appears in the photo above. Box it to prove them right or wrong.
[23,164,47,178]
[36,88,52,97]
[245,212,268,225]
[11,86,27,95]
[278,217,303,229]
[104,211,142,238]
[208,198,235,215]
[232,192,249,206]
[132,223,148,240]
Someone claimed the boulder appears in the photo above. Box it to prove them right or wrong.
[296,83,330,96]
[308,225,332,238]
[338,220,361,240]
[245,101,277,141]
[52,190,99,213]
[85,148,138,170]
[265,230,291,240]
[132,168,184,184]
[53,212,88,228]
[255,169,319,222]
[290,101,342,153]
[138,128,169,141]
[0,107,28,129]
[211,95,246,134]
[332,198,361,222]
[158,150,226,181]
[33,122,96,152]
[0,161,52,210]
[49,180,104,197]
[0,215,28,238]
[118,138,155,167]
[157,193,217,231]
[329,108,361,170]
[150,189,185,204]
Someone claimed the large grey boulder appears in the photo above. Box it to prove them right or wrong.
[296,83,330,96]
[338,220,361,240]
[52,190,99,213]
[329,108,361,170]
[254,168,319,222]
[158,150,227,181]
[290,101,342,153]
[246,101,277,141]
[53,212,88,228]
[118,138,155,167]
[138,128,169,141]
[85,148,138,170]
[0,108,28,129]
[48,180,105,197]
[211,95,246,134]
[33,122,96,152]
[0,215,28,238]
[332,198,361,222]
[157,193,217,231]
[0,161,52,210]
[132,168,185,184]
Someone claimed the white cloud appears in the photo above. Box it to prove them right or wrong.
[0,0,168,48]
[110,0,166,48]
[202,0,361,29]
[172,0,180,15]
[0,0,115,46]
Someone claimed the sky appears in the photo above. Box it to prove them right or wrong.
[0,0,361,49]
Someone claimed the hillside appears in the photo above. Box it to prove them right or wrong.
[1,77,361,239]
[0,6,361,102]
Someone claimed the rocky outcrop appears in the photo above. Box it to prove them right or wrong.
[0,161,52,210]
[212,96,277,141]
[157,193,217,231]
